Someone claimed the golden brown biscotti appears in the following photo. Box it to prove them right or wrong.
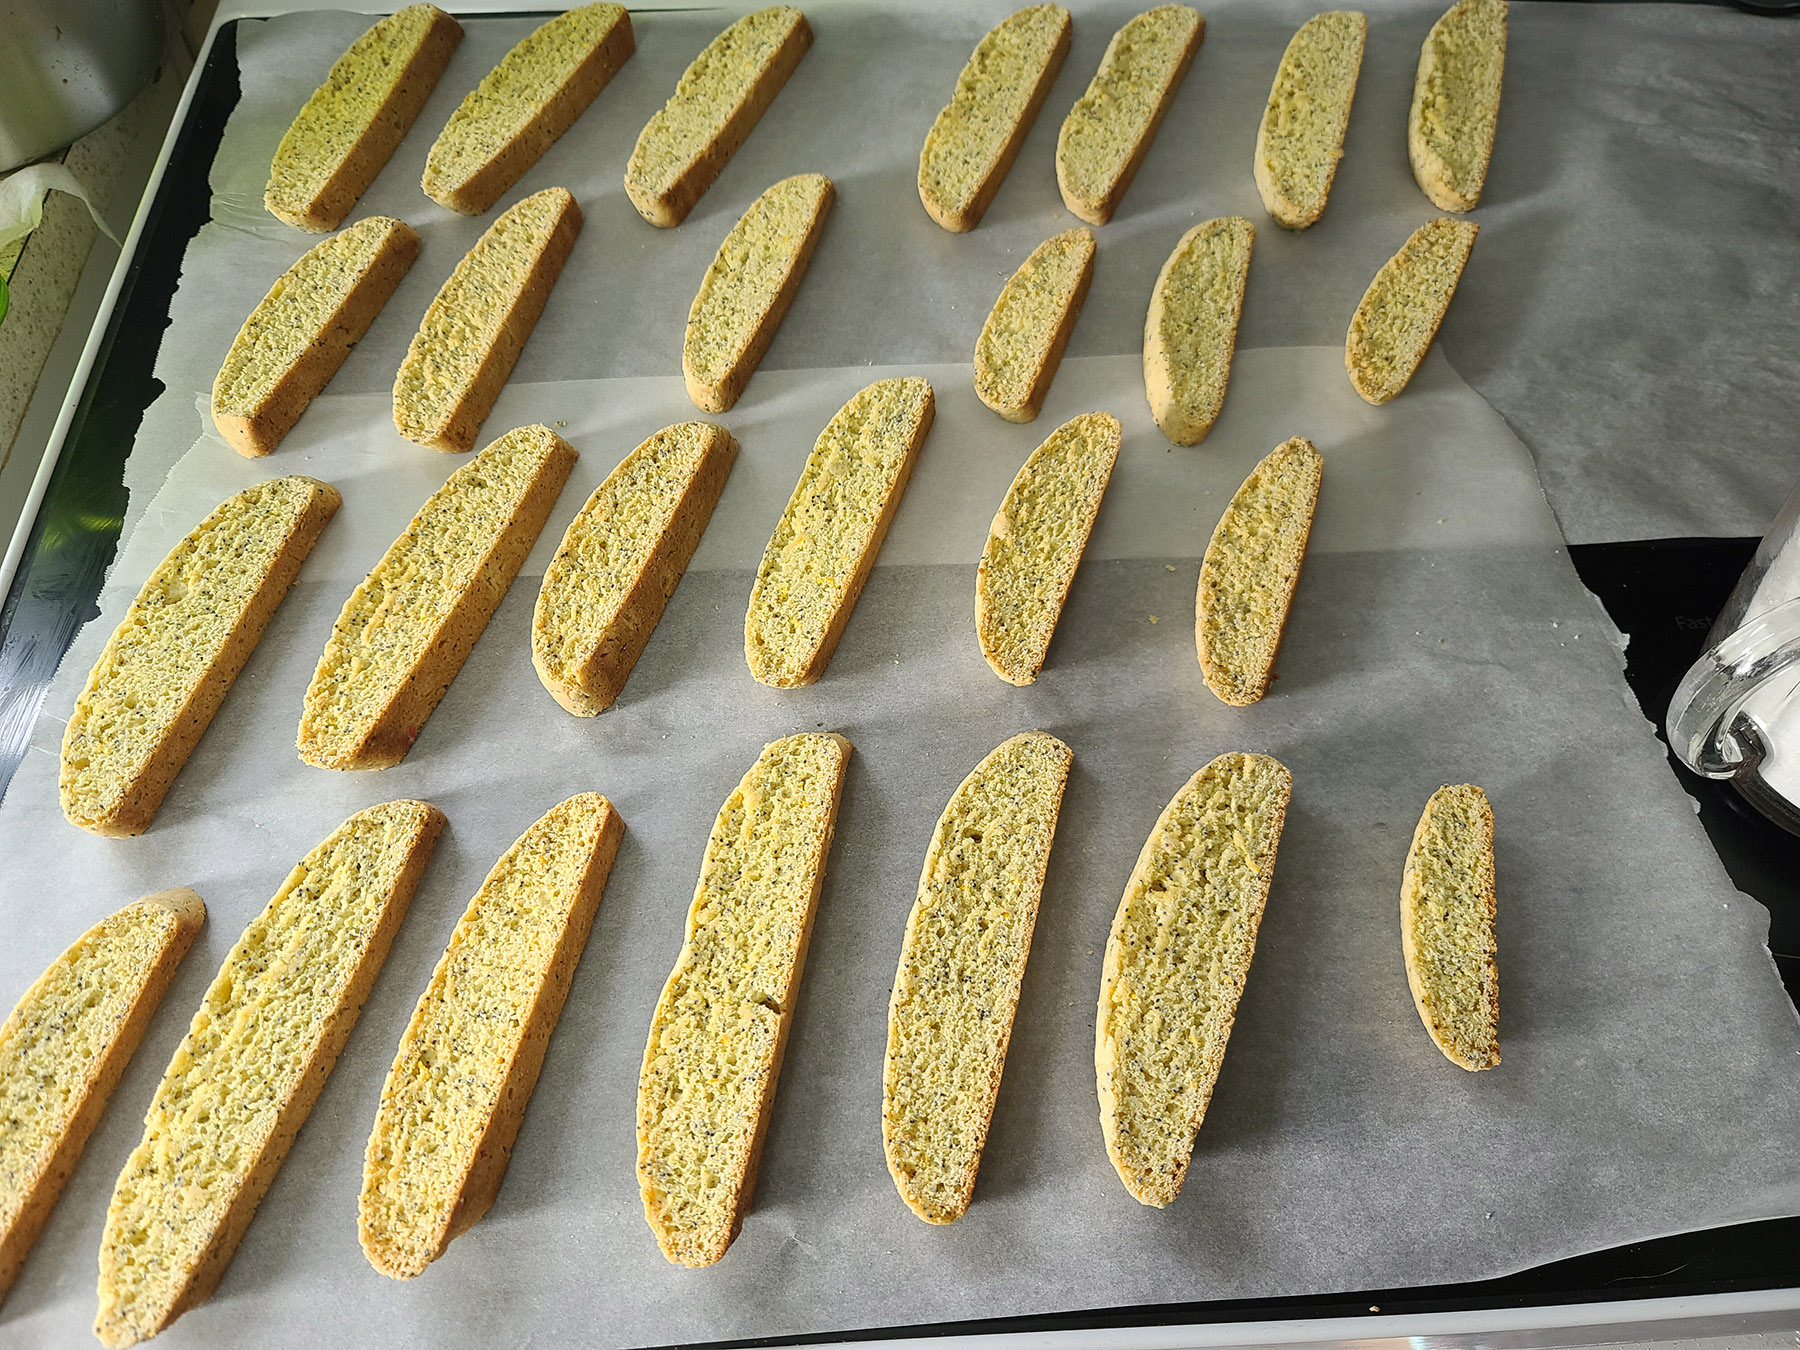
[1409,0,1507,212]
[60,476,341,836]
[974,226,1096,423]
[1401,784,1500,1070]
[1344,216,1477,404]
[1254,11,1367,230]
[1143,215,1254,445]
[95,801,443,1348]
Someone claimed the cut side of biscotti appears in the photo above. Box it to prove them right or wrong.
[95,801,443,1349]
[1096,751,1291,1208]
[362,793,624,1279]
[1402,784,1500,1071]
[1254,11,1367,230]
[976,411,1121,686]
[393,186,583,452]
[61,476,341,837]
[423,4,634,215]
[625,6,814,228]
[299,425,576,769]
[745,377,935,688]
[1410,0,1506,212]
[883,731,1071,1225]
[974,226,1096,423]
[638,732,851,1267]
[918,5,1072,233]
[1144,215,1254,445]
[1345,216,1477,404]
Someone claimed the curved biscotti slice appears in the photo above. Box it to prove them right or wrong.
[745,377,935,688]
[917,5,1072,233]
[214,216,420,457]
[625,7,814,228]
[974,226,1096,423]
[1144,215,1253,446]
[535,422,738,715]
[0,890,203,1306]
[683,173,834,413]
[1197,436,1323,706]
[265,5,463,232]
[1096,752,1291,1208]
[883,732,1071,1224]
[300,425,576,769]
[638,732,851,1267]
[423,4,634,215]
[1410,0,1506,212]
[1345,216,1477,405]
[95,802,443,1349]
[361,793,624,1278]
[1056,5,1204,225]
[1401,784,1500,1071]
[976,411,1121,686]
[1254,11,1367,230]
[61,477,341,836]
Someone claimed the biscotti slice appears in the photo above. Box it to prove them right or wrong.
[1401,784,1500,1071]
[299,425,576,769]
[214,216,420,457]
[61,476,341,836]
[1096,752,1291,1208]
[625,7,814,228]
[1197,436,1323,706]
[265,5,463,232]
[534,422,738,714]
[1254,11,1367,230]
[0,890,203,1306]
[638,732,851,1267]
[917,5,1072,233]
[394,187,583,452]
[1055,5,1204,225]
[1144,215,1253,445]
[1345,216,1477,404]
[683,173,834,413]
[422,4,634,215]
[976,411,1121,686]
[1409,0,1506,212]
[362,793,624,1278]
[95,801,443,1348]
[883,732,1072,1224]
[744,377,935,688]
[974,226,1096,422]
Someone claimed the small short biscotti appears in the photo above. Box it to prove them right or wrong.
[299,425,576,769]
[1097,752,1291,1208]
[1144,215,1254,445]
[974,226,1096,423]
[1401,784,1500,1071]
[1345,216,1477,404]
[883,732,1071,1224]
[1254,11,1367,230]
[534,421,738,714]
[625,7,814,228]
[1056,5,1204,225]
[393,186,583,452]
[61,476,341,836]
[683,173,834,413]
[918,6,1072,233]
[745,377,935,687]
[422,3,634,215]
[1409,0,1506,212]
[977,411,1121,686]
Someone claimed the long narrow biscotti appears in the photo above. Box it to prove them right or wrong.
[1401,784,1500,1071]
[61,476,341,836]
[974,226,1095,423]
[0,890,203,1306]
[1254,11,1367,230]
[1409,0,1507,212]
[361,793,624,1278]
[534,422,738,715]
[1144,215,1254,445]
[1344,216,1477,404]
[1197,436,1323,706]
[1096,752,1291,1208]
[214,216,420,456]
[745,377,935,688]
[638,732,851,1267]
[883,732,1071,1225]
[625,7,814,228]
[1056,5,1204,225]
[265,5,463,232]
[299,425,576,769]
[393,186,583,452]
[918,6,1072,233]
[976,411,1121,686]
[683,173,834,413]
[95,802,443,1349]
[422,4,634,215]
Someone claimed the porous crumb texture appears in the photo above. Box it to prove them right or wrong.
[1144,215,1254,445]
[637,732,851,1267]
[1096,752,1291,1208]
[1254,11,1367,230]
[974,226,1096,422]
[883,732,1072,1224]
[1410,0,1506,212]
[1345,216,1477,404]
[1401,784,1500,1071]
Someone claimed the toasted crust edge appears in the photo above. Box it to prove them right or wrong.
[1400,784,1501,1071]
